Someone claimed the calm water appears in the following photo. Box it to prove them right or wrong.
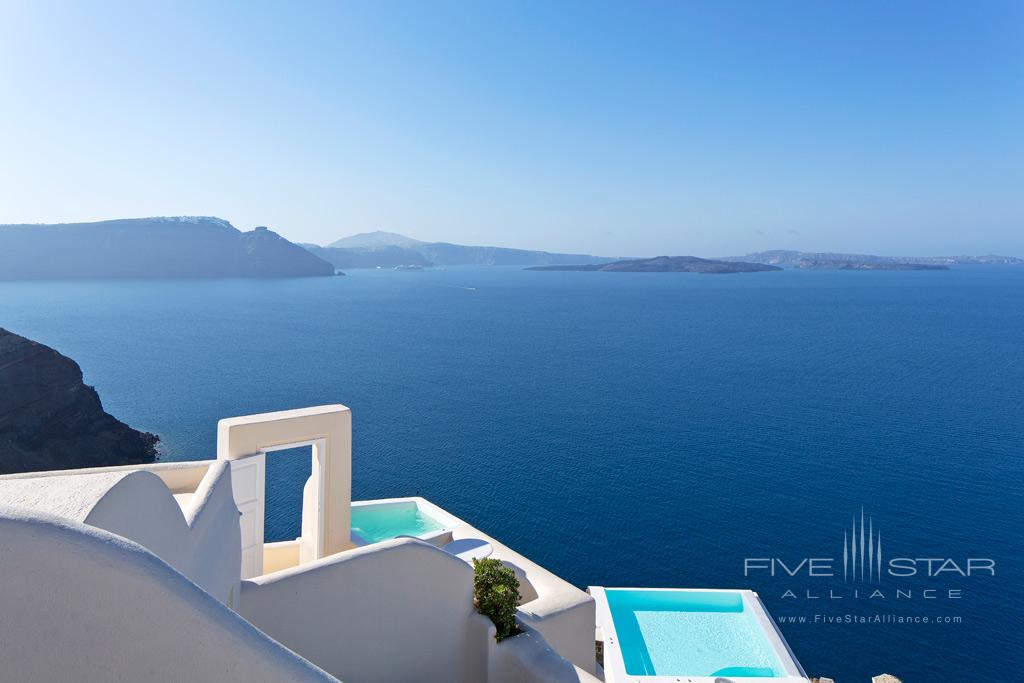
[2,266,1021,681]
[605,589,783,677]
[350,502,444,544]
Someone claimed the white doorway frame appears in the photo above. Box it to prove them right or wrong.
[217,405,352,579]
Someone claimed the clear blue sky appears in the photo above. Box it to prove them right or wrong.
[1,1,1021,256]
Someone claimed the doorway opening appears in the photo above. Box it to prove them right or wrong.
[264,444,313,543]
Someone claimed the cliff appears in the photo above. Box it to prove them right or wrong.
[0,329,158,474]
[0,217,336,280]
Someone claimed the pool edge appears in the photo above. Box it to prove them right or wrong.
[590,586,809,683]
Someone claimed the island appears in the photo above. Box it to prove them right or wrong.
[797,259,949,271]
[0,328,158,474]
[304,242,434,269]
[723,250,1020,268]
[0,217,336,280]
[306,230,614,269]
[526,255,782,274]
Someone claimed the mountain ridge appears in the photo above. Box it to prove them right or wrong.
[328,230,425,250]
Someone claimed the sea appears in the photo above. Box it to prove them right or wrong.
[2,265,1021,681]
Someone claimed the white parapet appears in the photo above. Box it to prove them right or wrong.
[0,506,335,682]
[0,460,242,605]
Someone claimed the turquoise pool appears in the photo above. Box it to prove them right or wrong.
[350,502,445,544]
[604,589,787,678]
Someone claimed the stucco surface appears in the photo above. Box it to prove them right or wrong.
[0,506,335,682]
[240,537,478,683]
[0,470,132,521]
[0,461,241,604]
[487,626,603,683]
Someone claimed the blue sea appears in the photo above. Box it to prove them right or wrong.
[2,266,1021,681]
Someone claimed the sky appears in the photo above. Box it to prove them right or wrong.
[1,1,1021,257]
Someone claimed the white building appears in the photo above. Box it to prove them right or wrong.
[0,404,808,682]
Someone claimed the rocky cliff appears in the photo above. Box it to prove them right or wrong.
[0,329,158,474]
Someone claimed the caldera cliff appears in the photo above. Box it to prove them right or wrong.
[0,328,158,474]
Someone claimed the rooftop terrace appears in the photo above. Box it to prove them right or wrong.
[0,404,807,682]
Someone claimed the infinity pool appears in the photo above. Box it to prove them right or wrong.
[592,588,806,681]
[350,500,446,544]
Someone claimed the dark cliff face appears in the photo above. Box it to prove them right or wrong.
[0,329,158,474]
[0,217,336,280]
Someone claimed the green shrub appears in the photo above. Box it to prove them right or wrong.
[472,557,521,641]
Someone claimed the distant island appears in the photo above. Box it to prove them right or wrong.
[0,328,157,474]
[304,230,614,269]
[303,242,434,269]
[308,235,1022,272]
[527,256,781,274]
[0,217,336,280]
[797,259,948,271]
[723,250,1022,268]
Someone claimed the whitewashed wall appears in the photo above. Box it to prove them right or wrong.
[0,461,241,604]
[482,619,603,683]
[239,537,481,682]
[0,507,335,683]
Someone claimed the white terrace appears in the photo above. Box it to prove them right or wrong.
[0,404,808,683]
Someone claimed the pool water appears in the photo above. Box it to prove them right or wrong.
[606,589,784,677]
[350,502,445,544]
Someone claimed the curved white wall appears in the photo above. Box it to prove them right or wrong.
[84,463,241,603]
[0,461,241,604]
[0,507,335,683]
[239,537,479,683]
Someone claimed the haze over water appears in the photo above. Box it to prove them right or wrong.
[2,266,1021,680]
